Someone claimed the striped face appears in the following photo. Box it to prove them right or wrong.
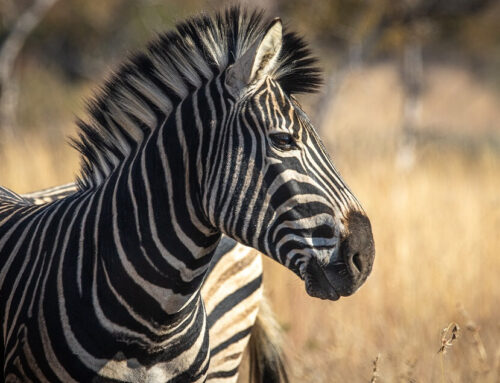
[217,77,375,300]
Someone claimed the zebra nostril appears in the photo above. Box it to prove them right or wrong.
[351,252,362,274]
[341,211,375,278]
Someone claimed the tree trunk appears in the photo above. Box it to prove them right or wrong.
[0,0,59,138]
[396,37,423,170]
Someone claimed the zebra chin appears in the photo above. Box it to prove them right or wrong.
[303,255,367,301]
[303,257,341,301]
[301,211,375,300]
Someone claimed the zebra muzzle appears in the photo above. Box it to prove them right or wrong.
[304,211,375,300]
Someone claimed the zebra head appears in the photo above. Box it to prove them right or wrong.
[208,17,375,300]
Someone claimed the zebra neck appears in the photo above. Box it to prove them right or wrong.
[84,146,221,324]
[78,78,228,321]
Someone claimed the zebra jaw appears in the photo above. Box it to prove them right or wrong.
[303,257,341,301]
[295,249,340,301]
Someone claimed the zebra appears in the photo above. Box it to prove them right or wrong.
[0,7,375,382]
[5,181,284,383]
[21,183,286,383]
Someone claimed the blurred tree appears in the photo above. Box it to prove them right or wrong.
[20,0,210,81]
[0,0,58,138]
[1,0,500,137]
[384,0,497,169]
[274,0,499,166]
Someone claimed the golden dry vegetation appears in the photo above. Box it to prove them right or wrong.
[1,61,500,382]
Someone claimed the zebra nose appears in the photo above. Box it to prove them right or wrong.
[322,211,374,296]
[340,211,375,279]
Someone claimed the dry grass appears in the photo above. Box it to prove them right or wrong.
[1,61,500,382]
[263,146,500,382]
[370,354,381,383]
[0,132,78,193]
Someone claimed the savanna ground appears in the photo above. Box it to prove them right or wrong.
[1,59,500,382]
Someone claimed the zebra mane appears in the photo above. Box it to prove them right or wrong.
[72,6,322,189]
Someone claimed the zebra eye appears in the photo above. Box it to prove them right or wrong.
[269,133,296,151]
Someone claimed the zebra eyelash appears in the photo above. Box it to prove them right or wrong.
[269,132,297,151]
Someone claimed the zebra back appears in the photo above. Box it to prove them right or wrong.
[0,186,30,206]
[22,183,78,205]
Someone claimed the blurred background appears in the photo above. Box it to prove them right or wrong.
[1,0,499,381]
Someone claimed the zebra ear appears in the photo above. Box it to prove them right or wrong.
[225,18,282,95]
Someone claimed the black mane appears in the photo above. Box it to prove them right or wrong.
[72,7,322,189]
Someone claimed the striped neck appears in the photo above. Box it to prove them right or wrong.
[81,80,227,320]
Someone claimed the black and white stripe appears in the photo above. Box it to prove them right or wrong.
[21,183,77,206]
[1,7,374,382]
[23,183,269,382]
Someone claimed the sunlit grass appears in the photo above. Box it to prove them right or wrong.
[0,132,78,193]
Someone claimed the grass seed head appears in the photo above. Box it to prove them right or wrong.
[438,322,460,354]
